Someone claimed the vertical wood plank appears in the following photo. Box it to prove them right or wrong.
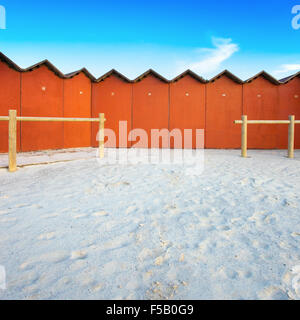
[241,115,247,158]
[99,113,105,159]
[288,115,295,159]
[9,110,17,172]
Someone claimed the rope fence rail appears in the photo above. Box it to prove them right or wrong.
[0,110,106,172]
[234,115,300,159]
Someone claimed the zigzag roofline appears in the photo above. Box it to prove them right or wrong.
[0,51,298,85]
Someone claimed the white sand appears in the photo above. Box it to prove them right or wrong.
[0,148,96,168]
[0,149,300,300]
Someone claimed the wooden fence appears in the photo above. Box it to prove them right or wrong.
[234,115,300,158]
[0,110,106,172]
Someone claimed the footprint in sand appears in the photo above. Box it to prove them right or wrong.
[0,217,17,223]
[146,281,181,300]
[143,270,153,281]
[249,178,263,187]
[126,280,139,290]
[38,232,55,240]
[264,214,276,224]
[39,251,70,263]
[74,214,88,219]
[93,211,108,217]
[71,250,87,260]
[126,206,137,215]
[102,261,118,275]
[92,283,104,292]
[217,267,239,280]
[138,248,153,261]
[111,181,130,188]
[291,232,300,237]
[258,286,289,300]
[20,251,69,270]
[14,204,28,208]
[291,265,300,297]
[159,239,170,248]
[69,260,87,271]
[166,266,178,281]
[154,256,164,266]
[76,271,96,287]
[248,211,267,226]
[100,234,131,251]
[283,199,297,208]
[56,277,72,288]
[42,213,59,219]
[63,194,73,199]
[240,178,249,186]
[8,270,40,288]
[239,270,252,279]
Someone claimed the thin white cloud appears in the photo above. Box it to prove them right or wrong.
[273,64,300,75]
[180,37,239,76]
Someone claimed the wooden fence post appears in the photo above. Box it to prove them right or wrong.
[288,115,295,159]
[8,110,17,172]
[99,113,105,159]
[241,115,247,158]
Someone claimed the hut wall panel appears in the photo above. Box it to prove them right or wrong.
[243,77,280,149]
[0,61,21,153]
[278,77,300,149]
[21,65,64,152]
[169,75,205,149]
[132,75,169,148]
[91,75,132,148]
[206,76,243,148]
[64,73,91,148]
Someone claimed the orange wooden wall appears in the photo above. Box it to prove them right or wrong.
[1,53,300,153]
[243,76,280,149]
[170,75,205,149]
[64,72,91,148]
[21,65,64,152]
[206,76,242,148]
[0,61,21,153]
[278,77,300,149]
[132,75,169,148]
[91,75,132,148]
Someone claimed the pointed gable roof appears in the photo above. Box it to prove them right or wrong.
[279,71,300,84]
[24,60,66,78]
[209,70,243,84]
[0,52,22,71]
[134,69,169,83]
[65,68,96,81]
[95,69,132,83]
[171,69,206,83]
[245,71,281,85]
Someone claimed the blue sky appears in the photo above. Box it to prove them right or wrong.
[0,0,299,80]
